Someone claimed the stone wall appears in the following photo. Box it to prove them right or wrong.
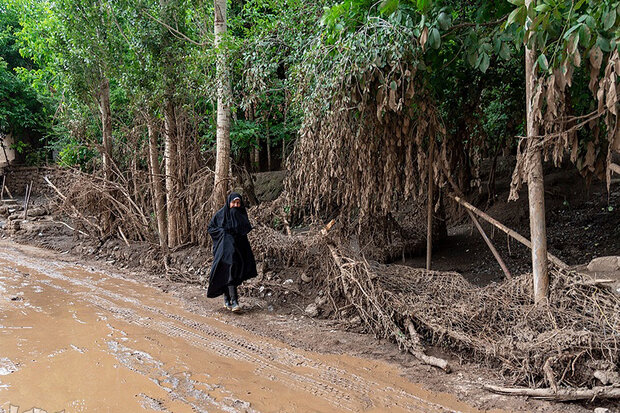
[1,165,61,198]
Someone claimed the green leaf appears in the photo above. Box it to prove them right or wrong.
[390,80,397,90]
[603,10,616,31]
[536,53,548,72]
[563,24,580,40]
[535,4,549,13]
[416,0,429,13]
[493,37,501,54]
[437,12,451,31]
[499,42,511,60]
[507,7,522,26]
[379,0,399,16]
[428,27,441,49]
[574,0,586,11]
[597,36,612,52]
[467,51,478,67]
[578,24,591,47]
[507,0,524,5]
[479,52,490,73]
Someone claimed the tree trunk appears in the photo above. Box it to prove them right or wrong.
[266,124,271,171]
[146,115,168,252]
[213,0,231,209]
[174,107,189,243]
[525,0,549,303]
[99,77,113,179]
[426,139,434,270]
[254,137,260,170]
[164,100,179,248]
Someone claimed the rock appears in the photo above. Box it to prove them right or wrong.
[300,272,313,283]
[587,256,620,272]
[283,278,294,286]
[594,408,610,413]
[305,303,319,318]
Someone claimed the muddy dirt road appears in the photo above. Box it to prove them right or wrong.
[0,241,489,413]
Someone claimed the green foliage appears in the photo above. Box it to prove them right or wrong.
[506,0,620,73]
[0,4,52,163]
[56,137,95,168]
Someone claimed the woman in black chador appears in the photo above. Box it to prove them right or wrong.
[207,192,257,311]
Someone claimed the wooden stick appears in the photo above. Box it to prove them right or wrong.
[52,220,88,236]
[609,163,620,175]
[451,194,568,270]
[23,180,33,220]
[44,176,66,200]
[466,209,512,279]
[426,140,434,270]
[483,384,620,401]
[118,227,130,247]
[3,184,12,199]
[0,174,5,201]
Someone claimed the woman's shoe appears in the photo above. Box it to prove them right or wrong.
[230,300,240,312]
[224,296,232,309]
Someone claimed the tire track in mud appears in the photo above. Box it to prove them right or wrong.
[0,247,461,413]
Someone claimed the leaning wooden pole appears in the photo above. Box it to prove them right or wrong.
[466,210,512,279]
[451,195,567,270]
[524,0,549,303]
[426,139,434,270]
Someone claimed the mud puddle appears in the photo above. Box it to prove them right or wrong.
[0,242,494,412]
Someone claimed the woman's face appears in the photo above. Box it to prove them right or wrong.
[229,198,241,208]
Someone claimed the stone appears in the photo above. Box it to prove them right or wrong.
[587,256,620,272]
[300,272,313,283]
[305,303,319,318]
[594,408,610,413]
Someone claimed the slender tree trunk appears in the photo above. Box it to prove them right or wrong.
[164,100,179,248]
[525,0,549,303]
[426,139,434,270]
[213,0,231,208]
[99,77,113,179]
[175,108,189,244]
[254,137,260,170]
[266,125,271,171]
[147,115,168,252]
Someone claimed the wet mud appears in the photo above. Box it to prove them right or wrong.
[0,242,491,413]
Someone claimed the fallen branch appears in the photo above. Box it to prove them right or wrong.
[328,244,451,372]
[450,194,568,270]
[52,220,88,237]
[483,384,620,401]
[44,175,103,234]
[118,227,130,247]
[405,319,451,372]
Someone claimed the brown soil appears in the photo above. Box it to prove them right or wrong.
[1,166,619,412]
[0,240,600,413]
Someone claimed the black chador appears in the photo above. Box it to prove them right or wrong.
[207,193,257,309]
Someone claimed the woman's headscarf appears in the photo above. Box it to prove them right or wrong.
[224,192,253,236]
